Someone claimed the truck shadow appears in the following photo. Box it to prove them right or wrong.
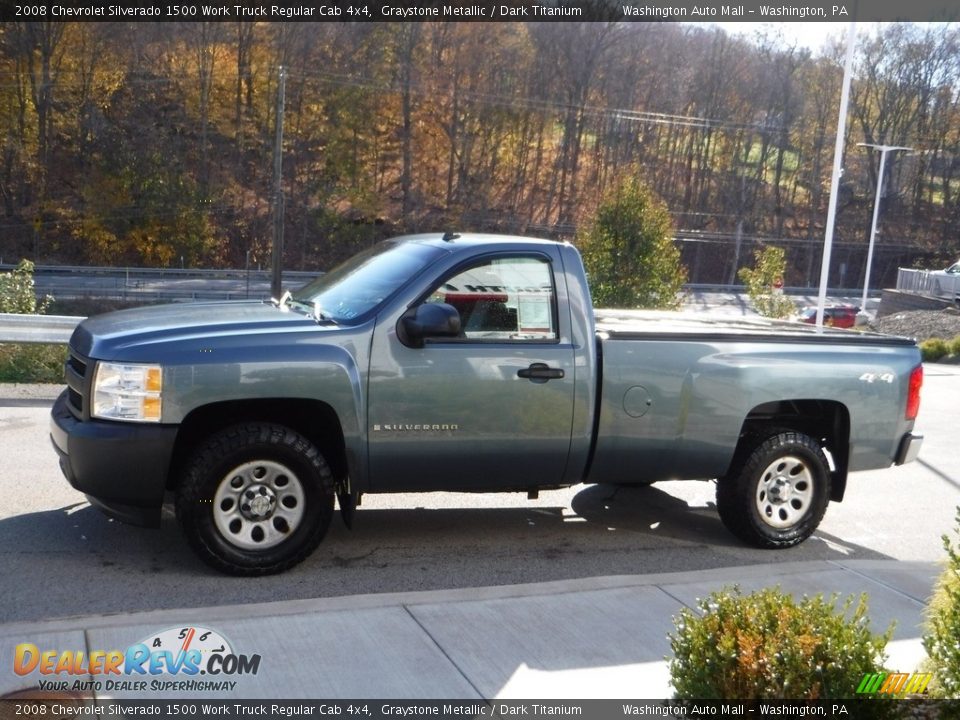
[569,482,895,560]
[570,483,735,544]
[0,485,892,625]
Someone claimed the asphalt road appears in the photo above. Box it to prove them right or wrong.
[2,364,958,624]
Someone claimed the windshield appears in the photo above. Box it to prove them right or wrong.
[289,241,446,324]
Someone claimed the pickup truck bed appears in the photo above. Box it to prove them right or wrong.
[590,310,918,488]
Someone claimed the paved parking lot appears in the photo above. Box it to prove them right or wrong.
[1,363,957,625]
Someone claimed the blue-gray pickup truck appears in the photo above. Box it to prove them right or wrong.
[51,234,924,575]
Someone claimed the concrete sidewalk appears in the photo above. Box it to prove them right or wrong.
[0,560,941,700]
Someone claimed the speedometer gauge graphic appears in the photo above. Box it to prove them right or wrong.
[137,625,233,666]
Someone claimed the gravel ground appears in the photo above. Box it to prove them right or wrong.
[872,308,960,342]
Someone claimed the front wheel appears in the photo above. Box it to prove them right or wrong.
[716,430,831,549]
[176,423,334,575]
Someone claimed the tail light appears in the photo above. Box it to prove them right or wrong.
[905,365,923,420]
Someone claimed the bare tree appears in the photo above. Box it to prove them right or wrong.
[528,22,621,227]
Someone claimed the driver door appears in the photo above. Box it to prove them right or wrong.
[367,251,576,492]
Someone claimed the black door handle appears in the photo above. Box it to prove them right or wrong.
[517,362,565,382]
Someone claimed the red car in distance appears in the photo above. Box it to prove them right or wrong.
[798,306,860,328]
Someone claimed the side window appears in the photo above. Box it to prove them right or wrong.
[426,256,557,341]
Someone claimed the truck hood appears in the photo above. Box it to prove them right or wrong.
[70,300,331,359]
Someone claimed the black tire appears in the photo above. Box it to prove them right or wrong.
[176,423,334,575]
[716,430,831,549]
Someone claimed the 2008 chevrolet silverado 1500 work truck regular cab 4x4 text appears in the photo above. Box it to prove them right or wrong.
[50,234,924,575]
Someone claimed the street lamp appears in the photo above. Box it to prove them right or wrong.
[857,143,912,316]
[816,20,856,330]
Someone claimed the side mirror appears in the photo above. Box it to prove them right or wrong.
[397,303,461,348]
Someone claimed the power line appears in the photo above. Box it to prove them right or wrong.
[286,67,789,135]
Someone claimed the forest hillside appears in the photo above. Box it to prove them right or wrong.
[1,21,958,287]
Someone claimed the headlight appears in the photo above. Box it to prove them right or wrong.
[93,362,163,422]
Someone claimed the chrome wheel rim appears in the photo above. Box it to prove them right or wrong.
[755,455,815,529]
[213,460,305,550]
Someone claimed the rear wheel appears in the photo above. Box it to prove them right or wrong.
[176,423,334,575]
[716,430,831,548]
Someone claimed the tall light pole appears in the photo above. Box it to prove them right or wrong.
[271,66,286,300]
[816,20,857,330]
[857,143,912,315]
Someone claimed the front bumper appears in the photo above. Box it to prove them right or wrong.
[50,390,178,527]
[894,432,923,466]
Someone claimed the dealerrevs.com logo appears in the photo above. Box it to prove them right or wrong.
[13,626,261,693]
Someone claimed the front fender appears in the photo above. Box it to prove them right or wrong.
[160,332,367,486]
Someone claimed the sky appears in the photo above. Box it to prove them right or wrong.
[705,21,958,54]
[704,21,865,54]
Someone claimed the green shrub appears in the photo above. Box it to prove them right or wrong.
[920,338,950,362]
[923,508,960,698]
[947,335,960,358]
[0,343,67,383]
[669,586,891,699]
[0,261,63,384]
[738,246,796,319]
[0,259,53,314]
[578,176,687,309]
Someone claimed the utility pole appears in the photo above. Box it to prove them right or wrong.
[728,218,744,286]
[271,66,286,300]
[857,143,912,316]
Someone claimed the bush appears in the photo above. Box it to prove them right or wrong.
[0,344,67,383]
[0,260,63,384]
[923,508,960,698]
[0,259,53,314]
[669,586,891,699]
[948,335,960,358]
[738,246,796,319]
[578,176,687,309]
[920,338,950,362]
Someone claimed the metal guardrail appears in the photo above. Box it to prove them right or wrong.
[0,263,320,281]
[1,264,323,302]
[0,314,82,344]
[896,268,960,299]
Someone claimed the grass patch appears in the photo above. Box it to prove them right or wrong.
[0,344,68,384]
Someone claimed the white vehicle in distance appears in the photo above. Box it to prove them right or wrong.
[929,260,960,301]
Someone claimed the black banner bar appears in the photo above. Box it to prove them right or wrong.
[3,0,960,24]
[1,699,958,720]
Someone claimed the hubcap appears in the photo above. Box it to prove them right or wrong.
[755,455,815,530]
[213,460,305,550]
[242,485,277,519]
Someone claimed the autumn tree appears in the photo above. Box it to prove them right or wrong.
[528,22,620,227]
[0,19,954,287]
